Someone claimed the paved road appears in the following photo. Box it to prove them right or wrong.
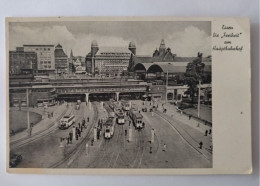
[12,100,212,168]
[69,100,211,168]
[12,102,94,168]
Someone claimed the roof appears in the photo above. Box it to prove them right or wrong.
[23,44,54,47]
[95,47,131,55]
[133,56,153,63]
[134,55,211,63]
[55,48,68,58]
[134,61,211,73]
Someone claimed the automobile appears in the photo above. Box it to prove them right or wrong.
[142,108,147,112]
[9,152,23,168]
[178,103,193,110]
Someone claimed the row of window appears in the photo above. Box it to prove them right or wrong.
[36,48,51,51]
[40,61,51,64]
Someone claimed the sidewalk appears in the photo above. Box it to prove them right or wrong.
[10,103,69,146]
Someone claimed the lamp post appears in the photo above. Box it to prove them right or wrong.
[198,80,201,118]
[165,69,168,104]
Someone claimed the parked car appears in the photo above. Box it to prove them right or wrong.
[178,102,193,110]
[9,152,23,167]
[142,108,147,112]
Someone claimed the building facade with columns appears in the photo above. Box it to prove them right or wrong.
[85,40,136,77]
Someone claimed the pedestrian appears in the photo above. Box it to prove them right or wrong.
[189,115,192,120]
[125,129,127,136]
[78,123,81,128]
[209,129,212,135]
[87,117,89,122]
[163,144,167,152]
[60,137,63,142]
[81,125,83,132]
[197,123,200,127]
[97,130,100,139]
[142,122,145,128]
[205,130,208,136]
[149,146,152,153]
[129,120,131,127]
[199,141,203,149]
[78,129,81,137]
[76,134,78,140]
[69,131,73,141]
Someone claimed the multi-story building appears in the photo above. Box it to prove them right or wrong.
[9,47,37,75]
[86,40,135,77]
[23,44,55,75]
[54,44,68,75]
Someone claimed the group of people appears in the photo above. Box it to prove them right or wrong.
[60,118,87,146]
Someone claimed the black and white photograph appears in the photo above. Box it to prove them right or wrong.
[8,18,213,169]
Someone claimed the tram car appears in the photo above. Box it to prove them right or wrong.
[104,118,115,139]
[129,108,143,129]
[116,110,125,124]
[121,100,131,111]
[58,115,75,129]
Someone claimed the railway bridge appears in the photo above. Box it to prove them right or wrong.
[9,83,148,106]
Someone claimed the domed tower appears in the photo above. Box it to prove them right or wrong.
[128,41,136,55]
[91,40,99,57]
[159,39,166,54]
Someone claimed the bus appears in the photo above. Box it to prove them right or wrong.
[59,115,75,129]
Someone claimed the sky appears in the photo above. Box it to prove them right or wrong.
[9,21,211,57]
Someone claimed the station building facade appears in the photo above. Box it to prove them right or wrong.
[85,40,136,77]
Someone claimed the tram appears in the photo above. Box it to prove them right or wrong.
[116,111,125,124]
[121,100,131,111]
[104,118,115,139]
[129,107,143,129]
[59,115,75,129]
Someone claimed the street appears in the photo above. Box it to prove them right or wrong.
[10,100,212,168]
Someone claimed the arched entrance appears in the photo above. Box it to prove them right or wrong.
[133,63,147,80]
[147,64,164,81]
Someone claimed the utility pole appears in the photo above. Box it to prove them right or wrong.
[26,88,30,132]
[165,69,168,104]
[198,80,201,118]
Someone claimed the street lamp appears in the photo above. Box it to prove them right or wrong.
[197,80,201,118]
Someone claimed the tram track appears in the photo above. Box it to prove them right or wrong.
[154,111,212,161]
[10,105,73,150]
[50,102,99,168]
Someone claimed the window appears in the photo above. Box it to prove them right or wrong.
[48,48,50,51]
[44,61,47,64]
[40,61,43,64]
[36,48,38,50]
[48,65,51,68]
[48,61,51,64]
[44,48,46,51]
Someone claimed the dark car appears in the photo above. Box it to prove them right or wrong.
[178,103,194,110]
[142,108,147,112]
[9,152,23,168]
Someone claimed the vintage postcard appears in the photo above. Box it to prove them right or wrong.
[6,17,251,174]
